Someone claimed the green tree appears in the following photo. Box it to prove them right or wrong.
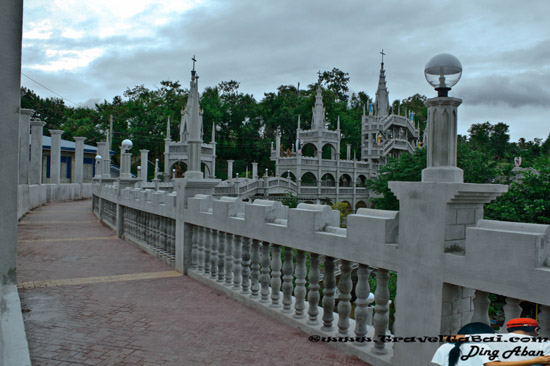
[485,159,550,224]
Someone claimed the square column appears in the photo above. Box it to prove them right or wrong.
[19,109,33,184]
[120,152,132,179]
[73,137,86,184]
[29,120,45,185]
[49,130,63,184]
[0,0,23,285]
[95,142,106,179]
[140,149,149,182]
[101,142,111,177]
[252,162,258,180]
[227,160,234,182]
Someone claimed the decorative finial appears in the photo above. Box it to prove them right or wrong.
[192,55,197,72]
[380,49,386,64]
[317,70,322,84]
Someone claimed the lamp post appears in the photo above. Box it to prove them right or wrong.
[421,53,464,183]
[94,155,102,179]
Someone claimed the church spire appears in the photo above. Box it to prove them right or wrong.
[375,50,390,117]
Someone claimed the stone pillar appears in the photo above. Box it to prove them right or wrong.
[346,144,351,161]
[252,162,258,180]
[95,142,106,179]
[0,0,23,285]
[49,130,63,184]
[29,120,45,185]
[422,97,463,183]
[120,152,132,179]
[19,109,33,185]
[140,149,149,182]
[101,142,111,177]
[228,160,234,182]
[73,137,86,184]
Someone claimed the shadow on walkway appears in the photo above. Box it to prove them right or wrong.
[18,200,368,366]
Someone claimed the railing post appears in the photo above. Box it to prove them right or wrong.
[354,264,371,343]
[337,260,353,336]
[250,239,261,298]
[373,268,390,355]
[197,227,205,272]
[471,290,490,325]
[216,231,225,283]
[224,233,234,286]
[322,256,336,331]
[233,235,242,290]
[210,229,218,280]
[294,250,306,319]
[502,297,522,331]
[539,305,550,338]
[282,247,294,313]
[270,245,282,308]
[241,237,251,294]
[191,226,198,269]
[307,253,320,325]
[260,242,270,303]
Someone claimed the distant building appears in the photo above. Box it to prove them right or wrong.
[269,58,420,209]
[39,136,113,183]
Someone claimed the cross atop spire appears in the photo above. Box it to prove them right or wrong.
[380,49,386,64]
[192,55,197,72]
[317,70,322,83]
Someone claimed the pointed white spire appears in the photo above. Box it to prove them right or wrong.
[166,117,171,140]
[211,123,216,143]
[375,51,390,117]
[337,115,340,130]
[311,82,326,129]
[297,115,301,130]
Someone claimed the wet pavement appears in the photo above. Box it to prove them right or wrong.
[17,200,368,366]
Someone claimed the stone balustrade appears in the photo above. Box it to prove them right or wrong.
[93,181,550,366]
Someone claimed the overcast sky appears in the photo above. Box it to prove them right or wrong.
[22,0,550,142]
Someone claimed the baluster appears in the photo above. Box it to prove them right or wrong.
[170,220,176,256]
[217,231,225,282]
[373,268,390,355]
[233,235,242,290]
[354,264,371,342]
[282,247,294,313]
[197,227,205,272]
[204,226,211,275]
[337,260,353,336]
[502,297,522,332]
[250,239,261,298]
[471,290,490,325]
[161,217,167,253]
[260,242,270,303]
[241,237,251,294]
[539,305,550,338]
[270,245,282,308]
[294,250,306,318]
[308,253,320,325]
[210,229,218,279]
[322,256,335,331]
[225,233,234,286]
[191,226,198,269]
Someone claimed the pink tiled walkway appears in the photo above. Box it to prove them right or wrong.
[18,200,369,365]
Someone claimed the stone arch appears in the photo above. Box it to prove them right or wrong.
[339,173,352,187]
[356,174,367,187]
[321,173,336,187]
[282,171,296,182]
[201,162,210,177]
[301,172,317,186]
[301,143,317,157]
[355,200,367,210]
[171,160,188,178]
[341,201,352,211]
[322,143,337,160]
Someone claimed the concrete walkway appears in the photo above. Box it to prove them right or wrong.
[17,200,369,366]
